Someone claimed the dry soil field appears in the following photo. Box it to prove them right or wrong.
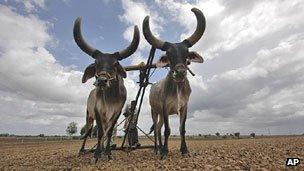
[0,136,303,170]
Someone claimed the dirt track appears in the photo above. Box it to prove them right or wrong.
[0,136,303,170]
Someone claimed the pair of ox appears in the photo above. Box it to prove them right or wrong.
[74,8,206,161]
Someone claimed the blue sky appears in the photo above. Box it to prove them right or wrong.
[0,0,304,135]
[5,0,139,69]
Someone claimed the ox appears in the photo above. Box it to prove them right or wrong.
[73,17,140,160]
[143,8,206,159]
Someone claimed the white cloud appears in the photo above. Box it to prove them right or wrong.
[1,0,304,136]
[0,5,93,135]
[119,0,163,50]
[219,0,304,51]
[8,0,46,13]
[115,0,304,135]
[187,33,304,135]
[155,0,304,60]
[117,0,162,128]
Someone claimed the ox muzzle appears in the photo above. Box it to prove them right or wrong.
[171,64,187,82]
[93,72,115,88]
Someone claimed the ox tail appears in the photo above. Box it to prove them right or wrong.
[149,124,154,134]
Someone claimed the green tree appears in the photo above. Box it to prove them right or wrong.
[215,132,220,137]
[234,132,240,139]
[66,122,77,136]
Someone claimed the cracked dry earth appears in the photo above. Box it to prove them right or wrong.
[0,136,303,170]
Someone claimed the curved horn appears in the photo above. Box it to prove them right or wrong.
[142,16,166,50]
[73,17,97,57]
[183,8,206,47]
[117,26,140,60]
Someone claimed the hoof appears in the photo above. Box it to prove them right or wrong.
[180,147,189,156]
[94,150,102,160]
[181,150,189,155]
[78,148,86,156]
[93,157,99,164]
[105,149,112,160]
[154,149,158,155]
[94,154,101,162]
[107,155,113,160]
[181,152,190,158]
[160,147,168,160]
[110,144,117,149]
[160,154,168,160]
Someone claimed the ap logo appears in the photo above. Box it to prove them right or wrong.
[286,158,300,166]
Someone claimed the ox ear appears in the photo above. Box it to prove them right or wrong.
[156,55,170,68]
[116,62,127,78]
[188,51,204,63]
[82,63,96,83]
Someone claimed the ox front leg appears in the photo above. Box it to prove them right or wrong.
[157,115,164,154]
[161,108,170,160]
[105,115,120,160]
[180,106,189,156]
[94,111,104,163]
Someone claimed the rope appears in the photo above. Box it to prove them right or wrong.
[115,117,126,128]
[148,67,157,80]
[136,125,155,143]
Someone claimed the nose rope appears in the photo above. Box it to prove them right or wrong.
[95,72,116,80]
[187,66,195,76]
[173,64,195,76]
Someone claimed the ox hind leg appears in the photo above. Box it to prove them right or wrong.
[94,109,104,162]
[151,109,159,154]
[79,126,93,154]
[161,108,170,160]
[104,114,120,159]
[79,111,94,154]
[180,106,189,155]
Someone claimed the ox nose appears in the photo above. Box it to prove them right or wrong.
[94,77,108,87]
[172,67,187,82]
[176,68,187,76]
[174,67,187,77]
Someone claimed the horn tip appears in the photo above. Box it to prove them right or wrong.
[144,16,150,22]
[133,25,140,41]
[75,17,82,23]
[74,17,82,28]
[134,25,139,32]
[191,7,202,14]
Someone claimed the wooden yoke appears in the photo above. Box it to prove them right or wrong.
[124,62,195,76]
[124,62,158,71]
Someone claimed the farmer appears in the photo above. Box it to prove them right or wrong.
[123,101,141,148]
